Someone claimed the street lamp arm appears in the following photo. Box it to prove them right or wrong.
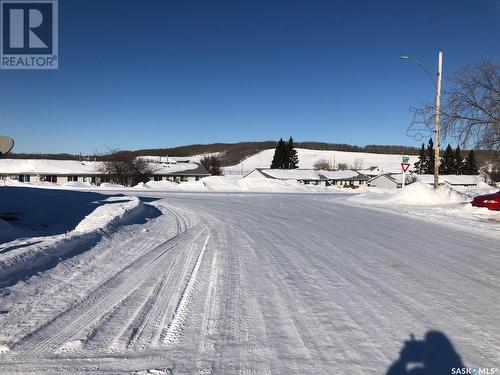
[400,55,437,86]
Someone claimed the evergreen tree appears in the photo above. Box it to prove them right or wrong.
[413,143,427,174]
[426,138,435,175]
[440,144,455,174]
[270,138,286,169]
[464,149,479,174]
[286,137,299,169]
[454,145,464,175]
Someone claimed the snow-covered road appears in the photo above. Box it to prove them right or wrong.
[0,192,499,374]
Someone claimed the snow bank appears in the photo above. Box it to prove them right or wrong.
[343,182,499,238]
[386,182,469,205]
[135,176,335,193]
[0,195,142,287]
[63,181,93,188]
[349,182,469,206]
[98,182,126,189]
[74,196,141,232]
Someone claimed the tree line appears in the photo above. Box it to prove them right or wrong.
[413,138,479,175]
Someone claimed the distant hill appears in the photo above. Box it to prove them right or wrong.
[7,141,422,167]
[224,148,421,174]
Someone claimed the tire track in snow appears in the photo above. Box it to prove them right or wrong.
[161,233,210,345]
[6,204,193,356]
[11,234,188,354]
[0,213,171,346]
[117,229,205,351]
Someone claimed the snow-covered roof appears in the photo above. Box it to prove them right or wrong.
[415,174,483,185]
[318,170,367,180]
[258,169,325,180]
[358,167,382,176]
[0,159,207,176]
[0,159,98,175]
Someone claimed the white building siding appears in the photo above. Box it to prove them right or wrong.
[369,175,399,189]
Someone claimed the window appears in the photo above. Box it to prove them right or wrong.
[19,174,31,182]
[180,176,188,182]
[67,176,78,182]
[154,175,162,181]
[42,175,58,183]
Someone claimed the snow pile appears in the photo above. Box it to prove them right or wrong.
[136,176,332,193]
[0,191,143,287]
[206,176,315,192]
[144,180,178,189]
[386,182,469,205]
[63,181,93,188]
[349,182,469,206]
[74,196,141,232]
[98,182,126,189]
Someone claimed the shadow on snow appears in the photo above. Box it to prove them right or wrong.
[387,331,465,375]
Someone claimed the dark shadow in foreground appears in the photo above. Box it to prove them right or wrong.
[387,331,464,375]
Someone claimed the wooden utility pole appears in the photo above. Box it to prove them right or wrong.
[434,51,443,190]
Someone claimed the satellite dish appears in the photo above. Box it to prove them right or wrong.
[0,136,14,156]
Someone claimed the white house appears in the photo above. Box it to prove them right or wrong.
[318,170,368,187]
[242,168,369,188]
[414,174,484,187]
[0,158,210,185]
[368,172,484,189]
[368,173,402,189]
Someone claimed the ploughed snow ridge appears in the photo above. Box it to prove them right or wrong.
[0,195,143,287]
[348,182,470,205]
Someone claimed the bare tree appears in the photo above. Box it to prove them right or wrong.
[350,157,364,170]
[313,159,333,171]
[425,59,500,150]
[200,155,222,176]
[99,152,155,186]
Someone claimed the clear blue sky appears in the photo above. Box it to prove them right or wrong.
[1,0,499,154]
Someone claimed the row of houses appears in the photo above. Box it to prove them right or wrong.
[0,157,484,188]
[243,168,369,187]
[0,158,211,185]
[243,168,483,188]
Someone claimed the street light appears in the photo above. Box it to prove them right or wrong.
[401,51,443,190]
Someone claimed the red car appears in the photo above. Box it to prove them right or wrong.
[471,191,500,211]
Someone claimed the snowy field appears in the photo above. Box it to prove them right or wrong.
[223,148,419,174]
[0,185,499,374]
